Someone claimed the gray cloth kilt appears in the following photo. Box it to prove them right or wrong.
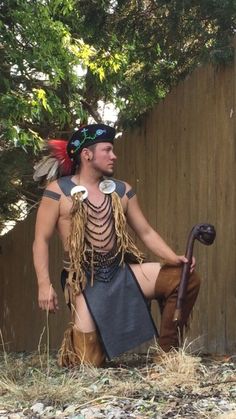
[61,263,158,360]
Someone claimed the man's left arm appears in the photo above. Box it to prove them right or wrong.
[125,190,189,267]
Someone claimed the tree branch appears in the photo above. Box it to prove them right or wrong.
[80,99,103,123]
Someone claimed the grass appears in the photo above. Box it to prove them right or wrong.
[0,341,236,418]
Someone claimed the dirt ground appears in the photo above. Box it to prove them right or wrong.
[1,349,236,419]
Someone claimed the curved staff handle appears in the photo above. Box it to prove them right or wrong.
[173,223,216,326]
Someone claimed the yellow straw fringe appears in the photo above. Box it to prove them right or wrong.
[111,192,144,264]
[67,192,88,296]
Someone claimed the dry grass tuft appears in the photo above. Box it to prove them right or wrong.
[0,350,147,411]
[147,341,207,390]
[0,343,203,408]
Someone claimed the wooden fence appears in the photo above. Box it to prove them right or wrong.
[115,51,236,354]
[0,213,69,351]
[0,43,235,354]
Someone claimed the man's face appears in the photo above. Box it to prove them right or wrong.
[90,142,117,176]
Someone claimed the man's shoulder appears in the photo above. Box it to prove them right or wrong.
[42,176,73,201]
[111,178,134,199]
[112,178,126,198]
[42,180,62,202]
[56,175,74,196]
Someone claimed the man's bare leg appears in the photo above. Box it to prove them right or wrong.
[129,262,161,299]
[74,294,96,332]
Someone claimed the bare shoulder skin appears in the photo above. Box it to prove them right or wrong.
[36,180,76,249]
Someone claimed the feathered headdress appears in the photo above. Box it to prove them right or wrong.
[33,124,116,185]
[33,139,74,185]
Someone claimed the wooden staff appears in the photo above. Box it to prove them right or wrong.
[173,223,216,326]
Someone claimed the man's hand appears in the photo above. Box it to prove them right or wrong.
[175,255,196,273]
[38,283,59,313]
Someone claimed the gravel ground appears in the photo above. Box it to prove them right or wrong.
[1,351,236,418]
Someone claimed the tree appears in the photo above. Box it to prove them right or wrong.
[0,0,85,229]
[71,0,235,126]
[0,0,235,231]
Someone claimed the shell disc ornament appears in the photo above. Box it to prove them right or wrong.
[70,185,88,201]
[99,179,116,194]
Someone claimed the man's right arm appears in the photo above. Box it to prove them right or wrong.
[33,183,60,312]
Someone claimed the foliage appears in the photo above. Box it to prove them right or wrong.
[0,0,85,149]
[71,0,236,126]
[0,148,41,232]
[0,0,235,229]
[1,0,235,142]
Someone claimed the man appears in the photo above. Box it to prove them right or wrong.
[33,123,200,368]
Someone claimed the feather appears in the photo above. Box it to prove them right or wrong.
[33,156,58,181]
[48,139,73,175]
[33,139,73,184]
[46,158,60,181]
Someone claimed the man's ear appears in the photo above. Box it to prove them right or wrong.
[81,148,93,161]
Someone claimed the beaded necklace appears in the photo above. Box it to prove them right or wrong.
[66,179,144,295]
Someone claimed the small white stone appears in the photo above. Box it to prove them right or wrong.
[80,407,103,418]
[64,405,76,414]
[42,406,54,415]
[55,410,64,417]
[31,402,44,414]
[44,406,53,412]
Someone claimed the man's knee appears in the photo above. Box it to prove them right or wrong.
[155,269,201,353]
[155,265,201,300]
[155,266,182,299]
